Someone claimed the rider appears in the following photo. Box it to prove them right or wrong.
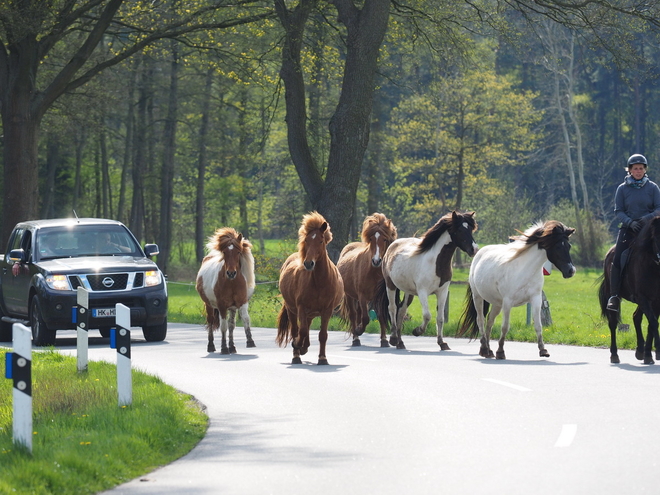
[607,153,660,312]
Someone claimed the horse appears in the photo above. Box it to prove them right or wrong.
[276,212,344,365]
[456,220,576,360]
[374,210,479,351]
[337,213,397,347]
[598,215,660,364]
[196,227,256,354]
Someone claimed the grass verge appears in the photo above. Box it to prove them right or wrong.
[0,349,207,495]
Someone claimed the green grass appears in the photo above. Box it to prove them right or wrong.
[0,349,207,495]
[168,266,641,350]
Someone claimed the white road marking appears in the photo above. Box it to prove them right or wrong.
[483,378,532,392]
[555,424,577,447]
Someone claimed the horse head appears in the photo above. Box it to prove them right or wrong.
[448,211,479,257]
[299,212,332,271]
[362,213,397,268]
[538,221,576,279]
[221,233,244,280]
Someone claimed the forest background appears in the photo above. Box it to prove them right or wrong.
[2,1,660,281]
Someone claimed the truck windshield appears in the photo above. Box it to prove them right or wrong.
[36,226,142,260]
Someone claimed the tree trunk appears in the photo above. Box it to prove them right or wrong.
[41,134,59,219]
[195,66,214,263]
[158,45,179,274]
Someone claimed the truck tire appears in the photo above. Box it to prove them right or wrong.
[30,297,56,346]
[142,318,167,342]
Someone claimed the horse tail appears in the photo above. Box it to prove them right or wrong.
[337,297,353,332]
[456,284,488,341]
[373,279,390,325]
[275,305,291,347]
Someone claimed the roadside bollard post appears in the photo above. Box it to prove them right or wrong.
[76,287,90,372]
[4,323,33,452]
[111,303,132,407]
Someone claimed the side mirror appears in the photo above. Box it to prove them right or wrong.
[144,244,159,258]
[9,248,26,263]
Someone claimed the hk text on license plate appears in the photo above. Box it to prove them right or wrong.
[92,308,116,318]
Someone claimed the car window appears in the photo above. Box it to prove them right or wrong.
[37,225,141,259]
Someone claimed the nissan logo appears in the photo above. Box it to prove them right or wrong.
[102,277,115,288]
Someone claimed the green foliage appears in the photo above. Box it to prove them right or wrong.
[0,350,207,495]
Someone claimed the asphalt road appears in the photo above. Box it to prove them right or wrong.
[55,324,660,495]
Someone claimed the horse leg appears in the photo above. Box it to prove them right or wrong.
[318,312,332,365]
[358,298,370,337]
[412,291,431,337]
[348,297,361,346]
[482,304,500,359]
[608,307,621,364]
[496,305,512,360]
[394,294,413,350]
[530,296,549,358]
[238,303,255,348]
[206,304,217,353]
[386,288,400,347]
[219,315,230,355]
[633,306,644,361]
[289,310,302,365]
[435,286,450,351]
[639,300,657,364]
[378,317,390,348]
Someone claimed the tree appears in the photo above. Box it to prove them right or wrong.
[0,0,275,245]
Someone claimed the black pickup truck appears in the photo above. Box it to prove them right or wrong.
[0,218,168,345]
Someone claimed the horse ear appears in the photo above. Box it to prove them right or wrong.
[320,222,328,233]
[468,211,475,217]
[237,233,243,244]
[567,228,576,236]
[451,211,458,221]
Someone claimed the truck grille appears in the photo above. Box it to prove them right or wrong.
[68,272,146,292]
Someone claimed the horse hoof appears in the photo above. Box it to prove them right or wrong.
[539,350,550,358]
[292,357,302,365]
[229,345,237,354]
[610,355,620,364]
[496,351,506,360]
[220,347,230,355]
[389,336,399,346]
[352,339,361,347]
[412,327,423,337]
[644,357,655,365]
[636,349,644,361]
[246,340,256,348]
[318,358,329,365]
[380,340,390,348]
[479,347,491,358]
[396,341,406,350]
[439,343,450,351]
[207,344,215,353]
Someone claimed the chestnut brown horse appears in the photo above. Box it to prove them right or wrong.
[196,227,256,354]
[337,213,397,347]
[276,212,344,365]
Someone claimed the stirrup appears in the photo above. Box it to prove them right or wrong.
[607,296,620,312]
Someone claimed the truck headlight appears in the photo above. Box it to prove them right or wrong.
[46,274,71,291]
[145,270,162,287]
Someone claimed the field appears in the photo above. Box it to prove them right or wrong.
[167,263,643,351]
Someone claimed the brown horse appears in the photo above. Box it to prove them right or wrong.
[196,227,256,354]
[276,212,344,365]
[337,213,397,347]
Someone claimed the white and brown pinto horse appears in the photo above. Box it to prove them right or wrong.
[196,227,256,354]
[276,212,344,365]
[375,211,478,350]
[337,213,397,347]
[457,220,576,359]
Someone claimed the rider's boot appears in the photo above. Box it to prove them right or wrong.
[607,265,622,312]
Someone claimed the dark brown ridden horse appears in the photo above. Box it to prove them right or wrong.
[276,212,344,365]
[337,213,397,347]
[196,227,256,354]
[598,215,660,364]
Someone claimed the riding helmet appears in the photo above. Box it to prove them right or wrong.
[627,153,648,168]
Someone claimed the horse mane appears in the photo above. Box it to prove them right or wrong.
[416,211,476,254]
[361,212,397,244]
[205,227,255,289]
[508,220,572,260]
[298,211,332,258]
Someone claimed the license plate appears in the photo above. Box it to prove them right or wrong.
[92,308,116,318]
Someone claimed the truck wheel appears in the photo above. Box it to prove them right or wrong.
[142,318,167,342]
[30,297,56,346]
[99,327,111,338]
